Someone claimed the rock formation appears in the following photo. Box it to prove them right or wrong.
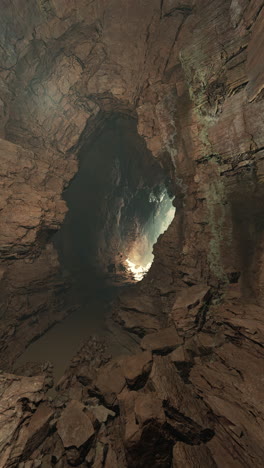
[1,0,264,466]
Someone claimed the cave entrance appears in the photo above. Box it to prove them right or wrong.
[54,114,175,287]
[16,114,176,384]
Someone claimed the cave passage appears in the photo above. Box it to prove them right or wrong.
[55,114,175,285]
[16,114,175,384]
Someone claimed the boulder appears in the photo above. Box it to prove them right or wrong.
[118,292,160,316]
[171,285,211,333]
[115,309,161,337]
[148,356,214,443]
[118,390,172,468]
[114,292,161,336]
[141,327,183,354]
[172,285,210,310]
[169,346,187,363]
[134,393,165,426]
[57,400,95,449]
[122,351,153,388]
[90,405,116,424]
[94,360,126,406]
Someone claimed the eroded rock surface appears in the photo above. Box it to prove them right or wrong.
[1,0,264,467]
[0,373,47,467]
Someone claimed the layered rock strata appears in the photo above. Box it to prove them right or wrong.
[1,0,264,466]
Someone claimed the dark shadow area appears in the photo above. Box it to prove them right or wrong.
[54,114,172,289]
[232,190,264,303]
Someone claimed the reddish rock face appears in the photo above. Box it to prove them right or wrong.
[1,0,264,467]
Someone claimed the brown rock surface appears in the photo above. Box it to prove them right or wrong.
[1,0,264,467]
[122,351,153,388]
[18,402,54,460]
[57,400,95,448]
[0,373,46,467]
[173,442,217,468]
[94,359,126,406]
[134,393,166,426]
[113,290,162,337]
[141,326,183,353]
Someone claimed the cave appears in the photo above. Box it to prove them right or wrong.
[1,1,264,467]
[54,114,175,286]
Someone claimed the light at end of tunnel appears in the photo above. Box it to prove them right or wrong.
[126,258,151,281]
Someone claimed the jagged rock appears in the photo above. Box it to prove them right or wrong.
[141,326,183,353]
[114,309,161,337]
[76,364,96,386]
[147,356,214,441]
[195,332,225,350]
[190,339,264,466]
[118,390,141,447]
[134,393,166,426]
[108,355,215,467]
[53,393,69,408]
[57,400,95,449]
[173,286,210,310]
[46,433,64,466]
[168,346,193,382]
[168,346,187,363]
[113,291,162,336]
[19,403,54,460]
[89,405,116,424]
[172,442,217,468]
[0,373,47,467]
[94,359,126,406]
[171,285,211,333]
[118,389,172,468]
[117,292,160,316]
[118,371,213,468]
[121,351,153,388]
[1,1,264,467]
[55,337,110,398]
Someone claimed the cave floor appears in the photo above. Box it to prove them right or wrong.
[15,285,140,389]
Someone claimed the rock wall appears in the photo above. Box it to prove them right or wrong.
[0,0,264,466]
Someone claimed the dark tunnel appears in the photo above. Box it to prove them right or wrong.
[54,114,175,287]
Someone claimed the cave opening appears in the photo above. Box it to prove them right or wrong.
[15,114,175,382]
[2,1,264,465]
[54,113,175,288]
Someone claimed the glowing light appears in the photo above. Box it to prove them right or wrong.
[125,187,176,282]
[126,258,151,281]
